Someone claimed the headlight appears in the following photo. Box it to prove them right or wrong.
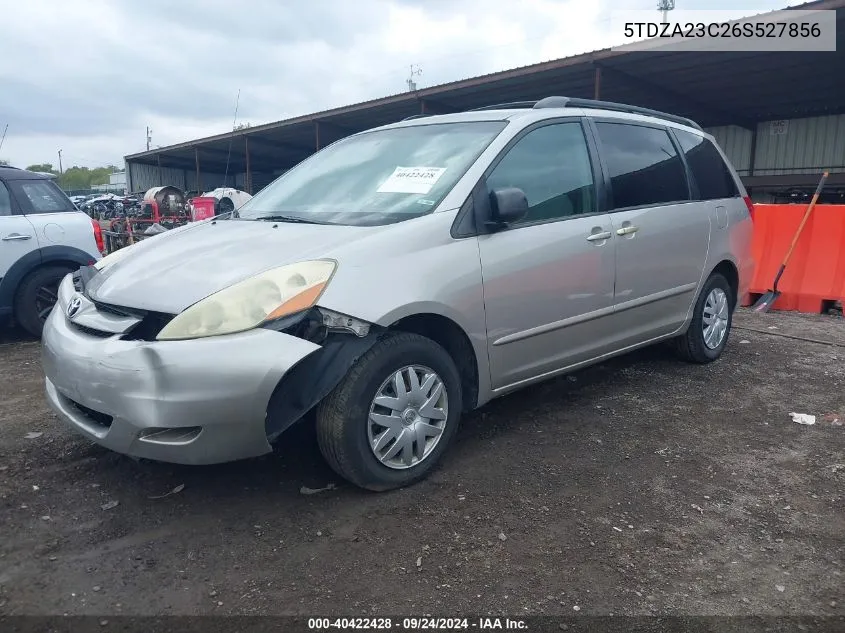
[156,260,337,341]
[93,245,134,270]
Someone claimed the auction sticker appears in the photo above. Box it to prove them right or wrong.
[377,166,446,194]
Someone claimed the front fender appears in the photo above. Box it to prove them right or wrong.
[0,245,97,311]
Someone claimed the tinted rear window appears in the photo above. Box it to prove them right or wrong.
[675,130,740,200]
[594,122,689,209]
[9,179,75,214]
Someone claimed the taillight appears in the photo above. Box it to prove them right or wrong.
[91,219,105,253]
[743,195,754,221]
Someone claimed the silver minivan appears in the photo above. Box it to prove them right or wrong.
[41,97,754,490]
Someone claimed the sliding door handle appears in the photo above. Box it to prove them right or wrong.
[616,225,639,236]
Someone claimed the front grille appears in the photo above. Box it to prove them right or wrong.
[63,293,174,340]
[67,399,113,428]
[92,301,145,319]
[122,312,175,341]
[69,322,113,338]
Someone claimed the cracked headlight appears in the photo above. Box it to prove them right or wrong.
[156,260,337,341]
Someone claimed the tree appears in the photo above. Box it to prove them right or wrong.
[0,159,10,166]
[20,162,120,190]
[25,163,58,174]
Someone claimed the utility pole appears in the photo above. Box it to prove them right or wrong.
[146,126,152,151]
[57,149,63,175]
[657,0,676,24]
[406,64,422,92]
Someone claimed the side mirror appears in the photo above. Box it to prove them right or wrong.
[488,187,528,228]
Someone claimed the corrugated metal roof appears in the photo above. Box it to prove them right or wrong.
[126,0,845,177]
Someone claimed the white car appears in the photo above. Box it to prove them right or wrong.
[0,167,103,336]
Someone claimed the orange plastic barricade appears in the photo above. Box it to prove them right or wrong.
[743,204,845,312]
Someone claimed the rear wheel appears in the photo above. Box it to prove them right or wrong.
[672,273,733,363]
[14,266,73,338]
[316,332,463,491]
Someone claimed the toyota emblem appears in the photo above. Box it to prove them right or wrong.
[66,296,83,318]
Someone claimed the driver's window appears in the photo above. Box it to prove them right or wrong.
[486,122,595,225]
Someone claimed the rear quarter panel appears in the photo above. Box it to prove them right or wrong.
[27,211,101,258]
[711,138,754,301]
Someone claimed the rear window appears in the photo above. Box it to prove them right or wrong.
[8,179,75,214]
[675,130,740,200]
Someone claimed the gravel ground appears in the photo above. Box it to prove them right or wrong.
[0,309,843,620]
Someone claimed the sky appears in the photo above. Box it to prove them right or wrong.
[0,0,788,170]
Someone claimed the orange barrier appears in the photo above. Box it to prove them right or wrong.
[742,204,845,312]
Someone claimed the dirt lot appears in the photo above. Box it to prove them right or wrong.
[0,310,843,619]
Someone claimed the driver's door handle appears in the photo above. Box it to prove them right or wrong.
[616,225,639,236]
[2,233,32,241]
[586,231,612,242]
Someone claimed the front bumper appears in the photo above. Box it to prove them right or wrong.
[41,275,321,465]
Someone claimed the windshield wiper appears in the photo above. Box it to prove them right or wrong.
[253,214,334,225]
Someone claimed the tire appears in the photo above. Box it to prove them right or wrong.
[14,266,74,338]
[316,332,463,491]
[218,198,235,215]
[673,273,734,364]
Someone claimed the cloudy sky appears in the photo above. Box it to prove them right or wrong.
[0,0,787,169]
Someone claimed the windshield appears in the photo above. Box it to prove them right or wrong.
[237,121,506,226]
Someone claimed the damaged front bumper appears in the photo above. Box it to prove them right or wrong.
[42,274,324,465]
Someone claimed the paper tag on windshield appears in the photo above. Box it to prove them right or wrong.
[377,166,446,194]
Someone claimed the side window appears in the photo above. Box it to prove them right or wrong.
[594,122,689,209]
[486,122,595,224]
[9,179,74,214]
[0,182,11,216]
[675,130,740,200]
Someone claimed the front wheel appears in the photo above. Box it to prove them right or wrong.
[672,273,734,363]
[14,266,74,338]
[316,332,463,491]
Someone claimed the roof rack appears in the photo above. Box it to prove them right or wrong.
[467,96,702,130]
[534,96,702,130]
[469,101,538,112]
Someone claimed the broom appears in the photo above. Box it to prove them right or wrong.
[752,171,829,313]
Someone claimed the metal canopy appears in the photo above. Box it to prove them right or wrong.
[126,0,845,179]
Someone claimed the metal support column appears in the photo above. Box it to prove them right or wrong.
[748,124,758,177]
[593,66,602,101]
[194,147,201,193]
[245,136,252,194]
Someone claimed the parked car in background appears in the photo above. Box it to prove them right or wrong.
[41,97,753,490]
[0,166,103,336]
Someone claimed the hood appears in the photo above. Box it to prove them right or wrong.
[86,219,379,312]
